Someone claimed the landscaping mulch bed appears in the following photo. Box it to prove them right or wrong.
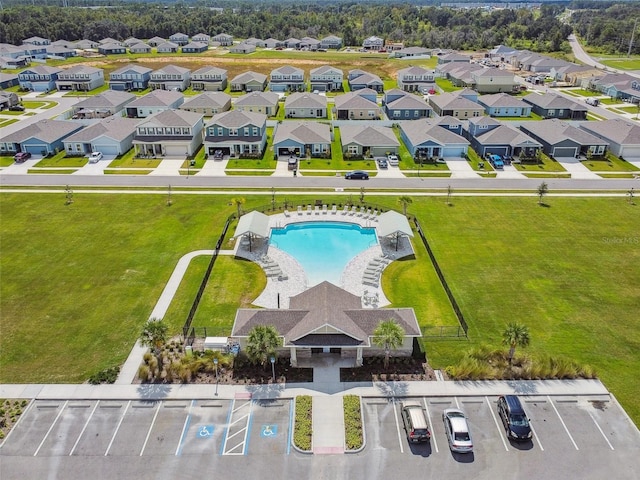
[341,356,436,382]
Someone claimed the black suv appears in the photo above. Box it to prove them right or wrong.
[497,395,532,442]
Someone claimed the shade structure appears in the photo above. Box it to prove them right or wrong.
[376,210,414,238]
[233,210,271,239]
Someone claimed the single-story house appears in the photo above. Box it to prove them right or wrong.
[234,91,280,116]
[428,90,484,119]
[340,124,399,157]
[522,92,587,120]
[182,41,208,54]
[284,92,327,119]
[98,42,127,55]
[273,122,331,157]
[465,116,541,158]
[520,119,609,158]
[437,52,471,64]
[45,45,77,59]
[348,69,383,92]
[477,93,531,117]
[391,46,430,59]
[156,41,179,54]
[264,38,284,49]
[129,42,151,54]
[0,119,83,156]
[229,43,256,54]
[231,281,421,367]
[383,89,432,120]
[63,117,139,156]
[0,91,20,109]
[72,90,136,119]
[230,71,268,92]
[245,38,266,48]
[133,109,204,157]
[399,118,469,159]
[125,89,184,118]
[180,92,232,116]
[334,90,380,120]
[579,119,640,159]
[147,36,165,47]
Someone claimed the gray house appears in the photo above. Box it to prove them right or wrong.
[203,110,267,158]
[273,122,331,157]
[109,64,152,91]
[310,65,343,92]
[63,117,139,156]
[55,65,104,92]
[340,124,399,157]
[269,65,305,92]
[149,65,191,91]
[383,89,432,120]
[0,119,83,156]
[362,36,384,51]
[230,71,267,92]
[191,66,228,91]
[320,35,342,49]
[465,116,541,159]
[580,119,640,159]
[396,66,435,93]
[213,33,233,46]
[180,92,232,116]
[520,119,608,158]
[284,92,327,119]
[133,109,204,157]
[169,33,190,46]
[72,90,135,119]
[348,69,383,92]
[125,90,184,118]
[234,91,280,116]
[477,93,531,117]
[399,118,469,159]
[522,92,587,120]
[334,90,380,120]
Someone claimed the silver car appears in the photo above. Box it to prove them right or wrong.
[442,408,473,453]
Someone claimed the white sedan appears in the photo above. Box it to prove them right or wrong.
[88,152,103,163]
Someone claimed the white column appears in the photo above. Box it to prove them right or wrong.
[356,347,363,367]
[290,347,297,367]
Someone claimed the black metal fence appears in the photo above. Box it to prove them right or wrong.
[182,214,234,339]
[414,219,469,338]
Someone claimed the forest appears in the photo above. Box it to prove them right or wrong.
[571,2,640,55]
[0,2,573,53]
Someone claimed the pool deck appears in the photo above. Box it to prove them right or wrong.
[234,209,415,309]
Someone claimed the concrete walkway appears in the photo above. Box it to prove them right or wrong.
[445,158,480,178]
[556,157,602,179]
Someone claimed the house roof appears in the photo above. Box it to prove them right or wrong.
[439,52,470,61]
[99,37,120,45]
[340,125,398,147]
[473,123,542,148]
[110,64,152,75]
[156,41,179,50]
[396,46,430,55]
[233,210,271,239]
[99,42,125,51]
[477,93,529,108]
[385,92,430,110]
[137,109,202,128]
[522,119,609,146]
[231,71,267,84]
[321,35,342,42]
[272,65,303,75]
[51,40,77,48]
[19,65,62,75]
[334,92,378,110]
[152,64,190,75]
[400,119,470,147]
[64,117,139,143]
[232,281,420,346]
[284,92,326,109]
[234,91,279,107]
[310,65,343,76]
[208,110,266,128]
[4,119,81,144]
[170,32,189,38]
[74,90,135,109]
[429,92,483,111]
[148,36,165,43]
[60,65,102,75]
[127,90,183,107]
[472,68,514,78]
[580,119,640,146]
[349,72,383,86]
[182,41,208,49]
[230,43,255,51]
[273,122,331,146]
[522,92,586,111]
[397,65,433,77]
[129,42,151,51]
[181,92,231,108]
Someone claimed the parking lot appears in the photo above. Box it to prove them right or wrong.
[1,394,638,479]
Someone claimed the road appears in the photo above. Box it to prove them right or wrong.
[568,33,640,79]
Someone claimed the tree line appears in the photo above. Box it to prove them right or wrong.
[1,3,572,53]
[570,2,640,55]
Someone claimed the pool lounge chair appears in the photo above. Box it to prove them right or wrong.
[315,205,321,215]
[341,205,349,215]
[284,209,290,217]
[357,207,366,217]
[322,205,328,214]
[349,206,357,216]
[266,269,283,277]
[331,205,337,215]
[363,278,379,287]
[307,205,312,215]
[297,206,303,216]
[364,267,381,276]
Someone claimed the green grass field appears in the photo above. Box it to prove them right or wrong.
[0,193,638,423]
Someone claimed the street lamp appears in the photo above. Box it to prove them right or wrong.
[270,356,276,383]
[213,357,219,396]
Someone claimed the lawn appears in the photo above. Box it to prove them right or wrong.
[0,194,639,425]
[581,154,640,172]
[0,155,16,167]
[108,149,162,168]
[34,151,87,167]
[514,154,567,172]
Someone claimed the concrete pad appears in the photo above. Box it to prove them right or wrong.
[149,158,183,176]
[555,157,601,179]
[196,158,228,176]
[312,396,344,454]
[445,158,480,178]
[496,165,526,179]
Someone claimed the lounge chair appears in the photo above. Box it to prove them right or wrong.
[266,269,283,277]
[322,205,328,214]
[284,209,290,217]
[363,279,379,287]
[349,206,357,216]
[364,267,381,276]
[372,210,380,222]
[307,205,312,215]
[331,205,337,215]
[357,207,365,217]
[314,205,321,215]
[297,206,303,216]
[342,205,349,215]
[367,209,373,218]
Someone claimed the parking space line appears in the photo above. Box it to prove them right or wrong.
[588,411,614,450]
[392,399,404,454]
[422,398,438,453]
[287,399,293,455]
[139,401,161,456]
[486,397,509,451]
[175,400,195,456]
[105,401,129,456]
[529,422,544,451]
[548,395,579,450]
[34,400,67,456]
[69,401,99,456]
[0,397,36,449]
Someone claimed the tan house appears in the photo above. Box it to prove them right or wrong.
[234,91,280,116]
[180,92,232,116]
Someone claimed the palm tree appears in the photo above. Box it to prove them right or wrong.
[231,197,246,219]
[397,196,413,216]
[537,181,548,205]
[502,322,530,365]
[139,318,168,365]
[372,319,405,370]
[246,325,281,369]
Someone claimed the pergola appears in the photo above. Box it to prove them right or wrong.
[377,210,414,251]
[232,210,271,252]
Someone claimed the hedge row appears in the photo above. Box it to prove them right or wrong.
[343,395,363,450]
[294,395,312,451]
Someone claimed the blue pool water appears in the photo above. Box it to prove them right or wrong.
[270,222,378,286]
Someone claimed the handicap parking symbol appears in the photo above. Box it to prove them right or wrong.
[196,425,214,438]
[261,425,277,437]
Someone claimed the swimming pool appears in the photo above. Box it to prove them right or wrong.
[270,222,378,286]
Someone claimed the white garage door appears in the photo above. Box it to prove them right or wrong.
[93,144,119,155]
[621,146,640,159]
[553,147,577,158]
[443,146,466,157]
[164,145,187,156]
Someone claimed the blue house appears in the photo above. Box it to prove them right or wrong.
[383,89,432,120]
[466,116,541,158]
[399,118,469,159]
[109,64,153,91]
[18,66,62,92]
[273,122,331,158]
[477,93,531,117]
[1,119,83,156]
[203,110,267,158]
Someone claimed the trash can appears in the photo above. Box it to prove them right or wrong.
[293,169,297,177]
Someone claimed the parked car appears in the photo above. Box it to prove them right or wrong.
[9,105,25,111]
[488,154,504,169]
[345,170,369,180]
[288,157,298,170]
[387,154,399,166]
[89,152,103,163]
[213,149,224,160]
[400,401,431,443]
[497,395,532,442]
[14,152,31,163]
[443,408,473,453]
[377,158,388,169]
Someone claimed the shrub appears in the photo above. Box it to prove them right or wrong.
[88,366,120,385]
[343,395,363,450]
[293,395,312,451]
[137,364,150,382]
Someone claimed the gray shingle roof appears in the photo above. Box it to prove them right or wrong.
[74,90,135,109]
[522,119,608,146]
[231,71,267,84]
[334,92,378,109]
[273,122,330,145]
[137,109,202,128]
[400,119,470,147]
[4,119,81,143]
[62,65,102,75]
[349,72,383,86]
[234,91,278,107]
[110,64,153,76]
[310,65,342,76]
[386,92,430,110]
[127,90,183,107]
[340,125,398,147]
[181,92,231,109]
[522,92,586,111]
[429,92,483,111]
[152,64,190,75]
[579,119,640,146]
[284,92,327,109]
[474,124,542,148]
[272,65,303,75]
[64,117,139,142]
[477,93,529,108]
[192,66,227,76]
[207,110,266,128]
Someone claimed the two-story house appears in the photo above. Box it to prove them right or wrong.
[309,65,343,92]
[320,35,342,50]
[191,66,228,91]
[300,37,320,51]
[362,36,384,51]
[383,89,432,120]
[471,68,518,94]
[149,65,191,92]
[234,91,280,116]
[230,71,267,92]
[18,66,62,92]
[180,92,232,116]
[169,33,190,46]
[192,33,211,44]
[22,36,51,46]
[125,90,184,118]
[396,66,435,93]
[133,109,204,157]
[55,65,105,92]
[109,64,153,91]
[72,90,135,119]
[284,92,327,118]
[203,110,267,158]
[269,65,305,92]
